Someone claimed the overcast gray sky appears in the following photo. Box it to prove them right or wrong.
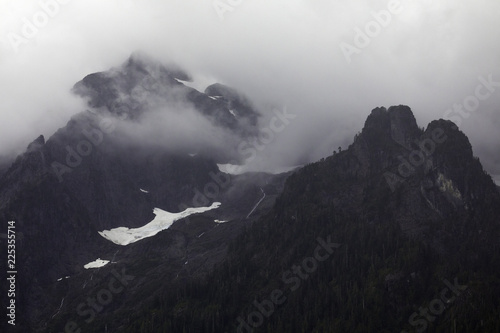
[1,0,499,183]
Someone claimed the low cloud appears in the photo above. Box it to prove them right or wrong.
[112,103,241,161]
[0,0,499,179]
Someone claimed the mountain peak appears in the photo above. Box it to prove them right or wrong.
[389,105,421,148]
[124,52,192,82]
[26,135,45,152]
[362,105,421,148]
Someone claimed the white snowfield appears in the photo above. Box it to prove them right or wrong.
[175,78,199,91]
[217,163,245,175]
[217,163,302,175]
[84,258,110,269]
[98,202,221,246]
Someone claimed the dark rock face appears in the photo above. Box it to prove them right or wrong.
[0,55,288,332]
[71,54,264,165]
[280,105,500,247]
[205,82,260,128]
[62,104,497,332]
[1,54,499,333]
[0,113,222,330]
[73,54,260,141]
[362,105,422,149]
[190,106,498,333]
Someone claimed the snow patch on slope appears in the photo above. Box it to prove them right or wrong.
[84,258,110,269]
[175,78,200,91]
[217,163,245,175]
[217,163,301,175]
[98,202,221,246]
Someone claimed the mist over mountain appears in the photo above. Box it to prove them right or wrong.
[0,50,499,332]
[2,1,500,186]
[68,53,262,163]
[1,2,500,331]
[0,54,297,331]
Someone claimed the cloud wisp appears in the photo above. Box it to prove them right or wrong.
[0,0,499,178]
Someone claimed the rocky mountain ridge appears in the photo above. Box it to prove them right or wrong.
[0,55,285,332]
[1,55,499,332]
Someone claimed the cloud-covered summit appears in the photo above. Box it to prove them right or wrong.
[1,0,499,181]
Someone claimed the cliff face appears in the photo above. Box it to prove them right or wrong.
[2,60,500,333]
[0,112,225,329]
[0,55,282,332]
[86,105,499,332]
[279,105,500,248]
[73,54,260,139]
[208,105,500,333]
[362,105,422,149]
